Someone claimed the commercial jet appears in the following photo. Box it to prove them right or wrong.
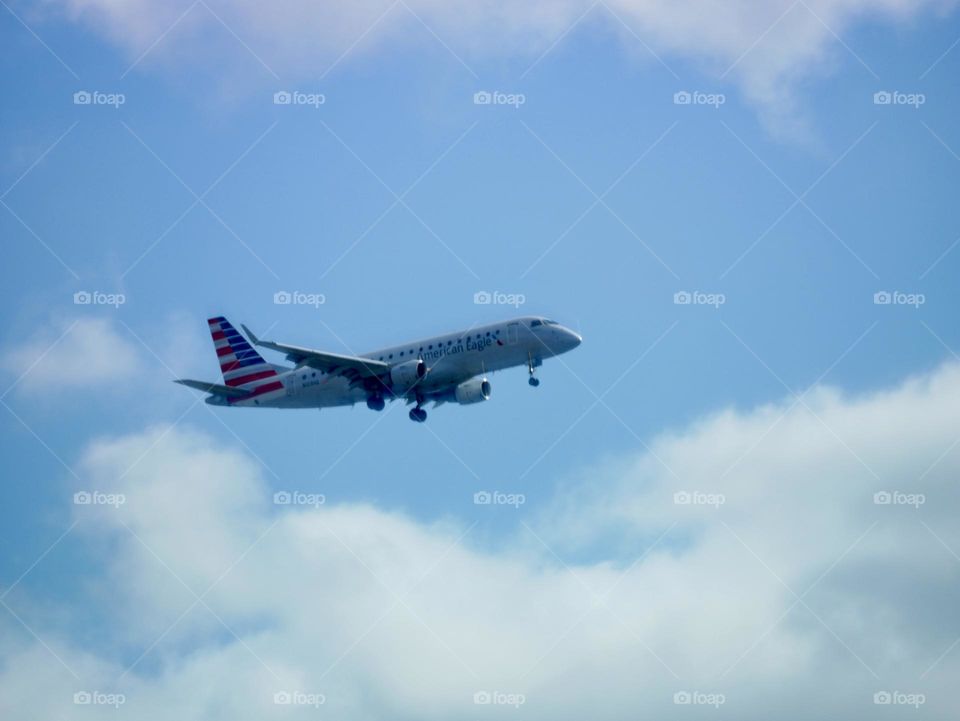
[175,316,582,422]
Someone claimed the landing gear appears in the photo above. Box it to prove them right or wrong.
[409,407,427,422]
[528,353,541,387]
[409,395,427,423]
[366,395,385,411]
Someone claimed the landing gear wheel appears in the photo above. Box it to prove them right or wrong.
[409,407,427,423]
[527,353,540,387]
[366,395,385,411]
[528,377,540,387]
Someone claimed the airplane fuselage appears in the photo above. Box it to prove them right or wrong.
[220,316,581,411]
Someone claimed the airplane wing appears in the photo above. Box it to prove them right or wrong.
[174,379,250,398]
[241,325,390,380]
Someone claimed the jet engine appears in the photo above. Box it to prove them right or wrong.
[389,359,426,392]
[454,377,491,405]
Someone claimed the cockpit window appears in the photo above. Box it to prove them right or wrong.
[530,319,542,327]
[544,319,559,325]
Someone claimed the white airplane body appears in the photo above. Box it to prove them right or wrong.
[176,315,582,422]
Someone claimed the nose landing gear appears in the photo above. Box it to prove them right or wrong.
[528,354,541,387]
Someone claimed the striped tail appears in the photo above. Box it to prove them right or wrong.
[207,317,285,401]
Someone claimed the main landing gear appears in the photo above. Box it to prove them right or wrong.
[366,395,385,411]
[528,354,541,387]
[409,395,427,423]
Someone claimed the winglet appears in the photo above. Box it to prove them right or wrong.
[241,323,260,345]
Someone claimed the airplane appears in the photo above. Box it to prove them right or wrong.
[175,315,582,422]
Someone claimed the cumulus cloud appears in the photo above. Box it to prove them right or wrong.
[1,313,210,396]
[2,317,140,394]
[2,362,960,718]
[47,0,956,133]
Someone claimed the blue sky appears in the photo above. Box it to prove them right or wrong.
[2,1,960,718]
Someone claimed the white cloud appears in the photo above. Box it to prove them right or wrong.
[2,317,140,394]
[1,314,211,397]
[2,362,960,718]
[48,0,956,133]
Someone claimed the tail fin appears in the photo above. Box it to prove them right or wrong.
[207,316,283,393]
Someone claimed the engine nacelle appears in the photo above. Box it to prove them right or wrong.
[454,377,491,405]
[389,359,426,392]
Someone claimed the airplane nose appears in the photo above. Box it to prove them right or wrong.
[565,328,582,348]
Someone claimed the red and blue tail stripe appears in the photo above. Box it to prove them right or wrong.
[207,317,284,403]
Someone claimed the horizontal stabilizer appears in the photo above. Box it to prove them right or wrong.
[173,379,250,398]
